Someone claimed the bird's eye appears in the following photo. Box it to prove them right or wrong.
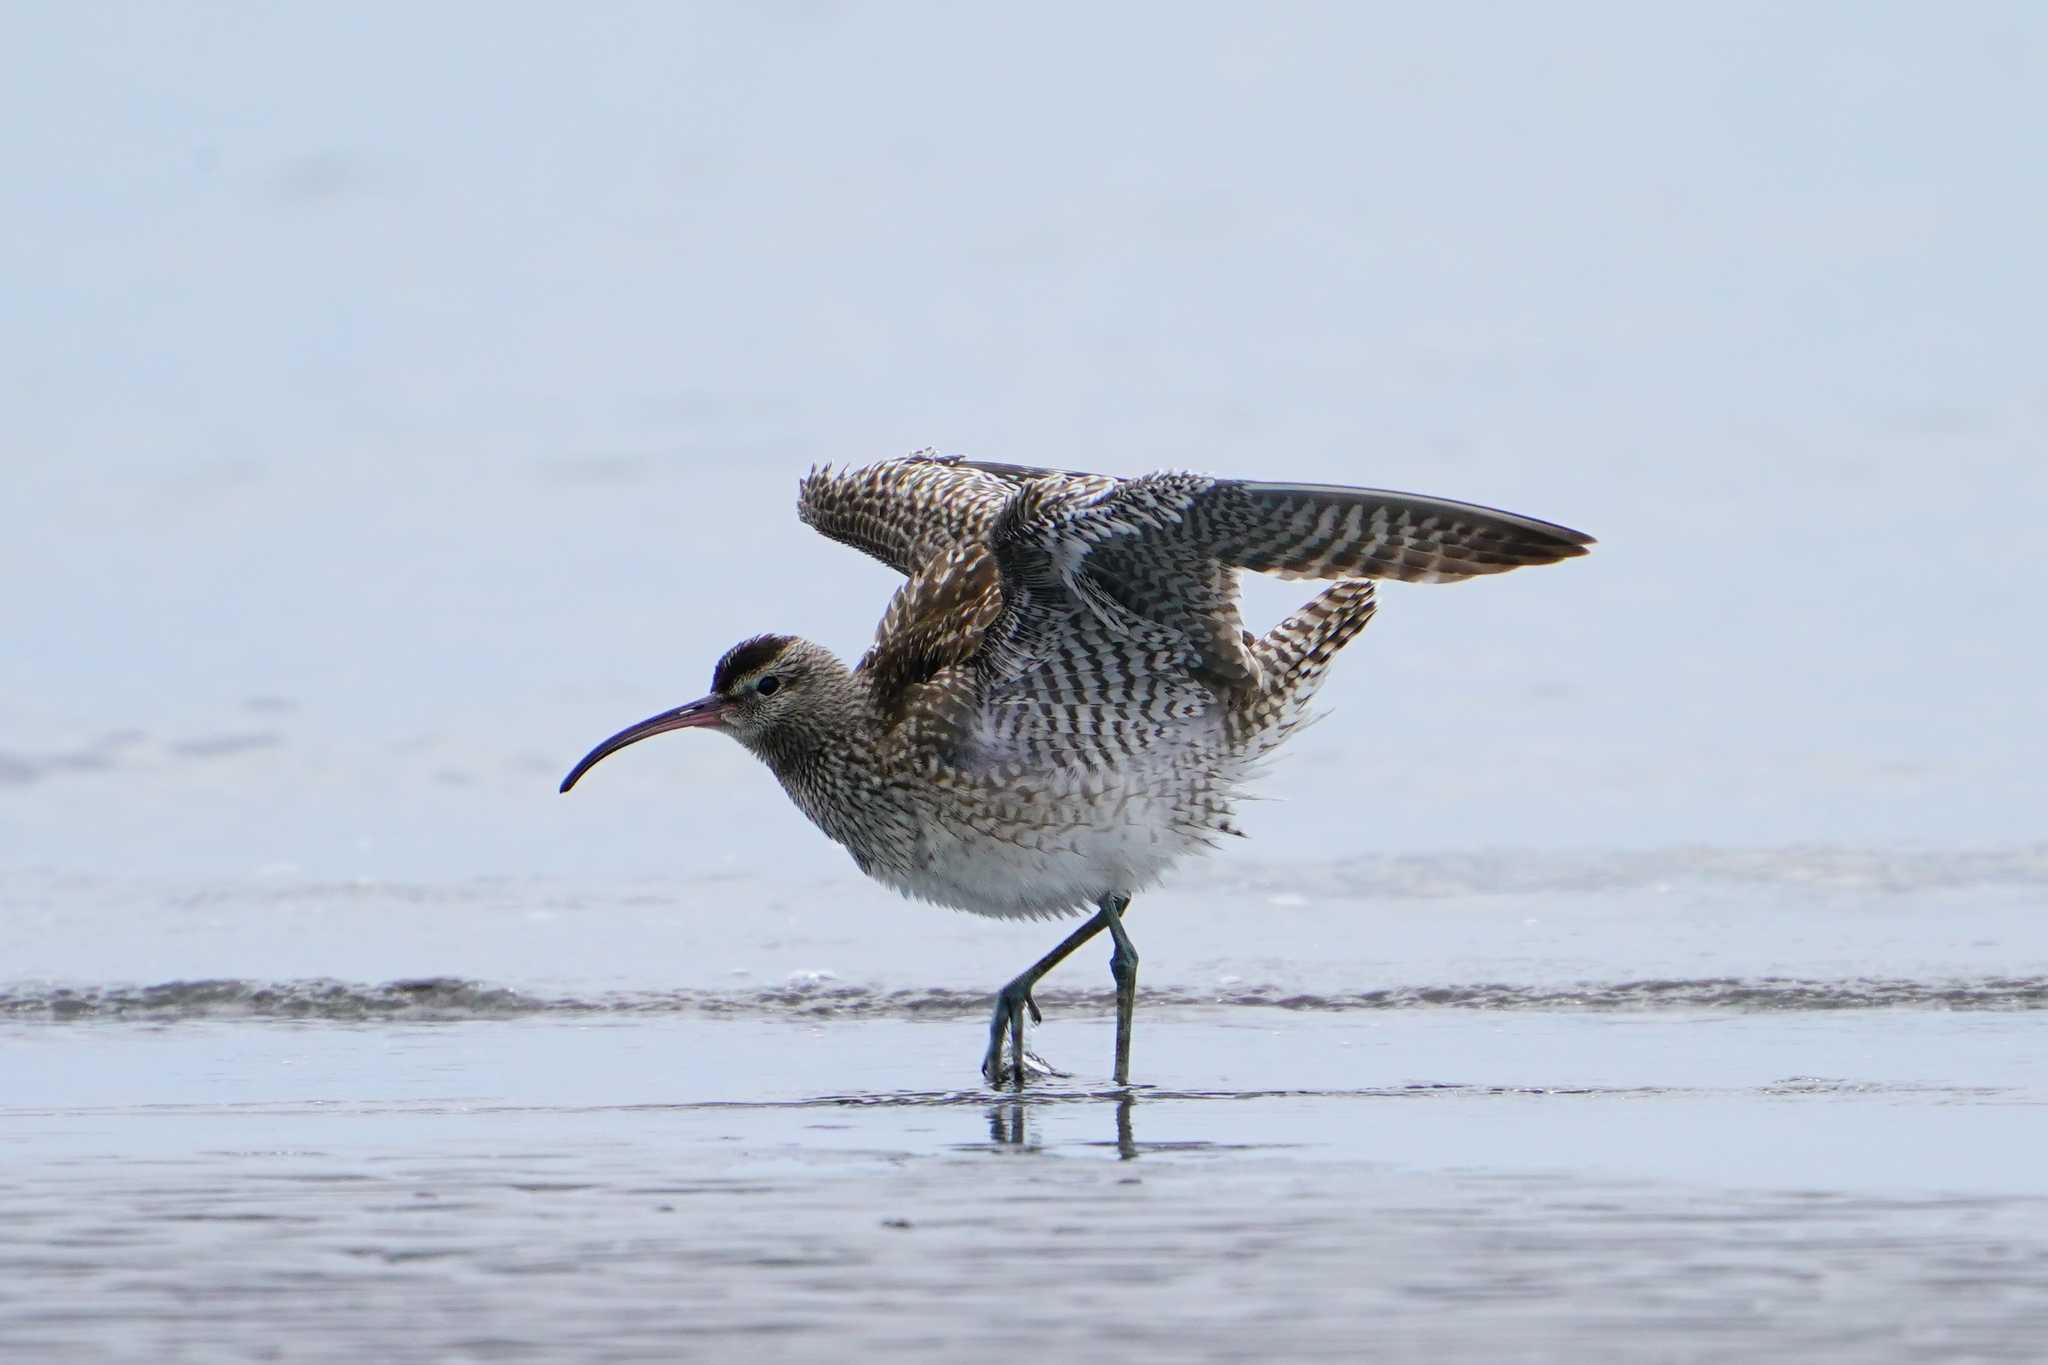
[755,675,781,697]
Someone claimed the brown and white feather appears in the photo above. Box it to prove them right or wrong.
[738,452,1590,919]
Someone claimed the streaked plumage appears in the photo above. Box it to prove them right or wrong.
[561,451,1593,1085]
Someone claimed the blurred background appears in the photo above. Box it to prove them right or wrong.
[3,2,2043,887]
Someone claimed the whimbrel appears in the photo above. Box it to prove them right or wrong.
[560,454,1593,1087]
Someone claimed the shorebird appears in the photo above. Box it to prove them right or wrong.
[560,453,1592,1087]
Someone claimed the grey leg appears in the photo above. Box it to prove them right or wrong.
[980,906,1117,1088]
[989,1100,1026,1146]
[1101,893,1139,1085]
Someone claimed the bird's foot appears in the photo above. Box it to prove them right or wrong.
[986,1048,1065,1090]
[981,984,1055,1088]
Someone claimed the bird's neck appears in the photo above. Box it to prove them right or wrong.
[747,674,886,838]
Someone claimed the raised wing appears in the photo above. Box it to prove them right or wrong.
[977,469,1593,696]
[797,453,1020,578]
[856,540,1002,725]
[838,458,1593,757]
[1190,479,1594,582]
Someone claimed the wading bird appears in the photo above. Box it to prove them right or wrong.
[560,454,1592,1087]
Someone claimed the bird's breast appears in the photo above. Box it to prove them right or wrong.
[859,763,1238,920]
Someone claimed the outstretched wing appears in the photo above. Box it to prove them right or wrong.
[840,458,1594,754]
[797,453,1021,578]
[978,469,1594,697]
[1189,478,1594,582]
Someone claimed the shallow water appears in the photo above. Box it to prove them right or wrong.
[6,864,2047,1362]
[8,1014,2048,1363]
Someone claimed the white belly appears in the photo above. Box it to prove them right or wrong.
[868,790,1216,921]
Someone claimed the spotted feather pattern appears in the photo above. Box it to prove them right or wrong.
[797,453,1020,578]
[758,452,1591,919]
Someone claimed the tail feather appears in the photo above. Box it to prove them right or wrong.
[1230,579,1378,750]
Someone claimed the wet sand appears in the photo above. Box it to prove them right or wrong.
[5,867,2046,1362]
[7,1014,2047,1363]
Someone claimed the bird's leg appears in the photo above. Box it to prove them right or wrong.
[1114,1093,1137,1160]
[1101,893,1139,1086]
[980,907,1116,1089]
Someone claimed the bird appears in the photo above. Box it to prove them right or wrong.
[559,452,1593,1088]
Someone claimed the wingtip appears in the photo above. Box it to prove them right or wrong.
[1522,531,1593,567]
[1515,517,1596,555]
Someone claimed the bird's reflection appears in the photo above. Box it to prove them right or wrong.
[985,1093,1138,1159]
[987,1098,1031,1148]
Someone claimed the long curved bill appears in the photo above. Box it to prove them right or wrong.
[558,695,730,794]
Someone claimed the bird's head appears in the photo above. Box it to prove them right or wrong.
[558,634,847,793]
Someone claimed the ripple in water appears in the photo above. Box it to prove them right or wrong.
[7,974,2047,1021]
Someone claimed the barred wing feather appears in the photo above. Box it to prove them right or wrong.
[1195,480,1594,583]
[797,455,1019,578]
